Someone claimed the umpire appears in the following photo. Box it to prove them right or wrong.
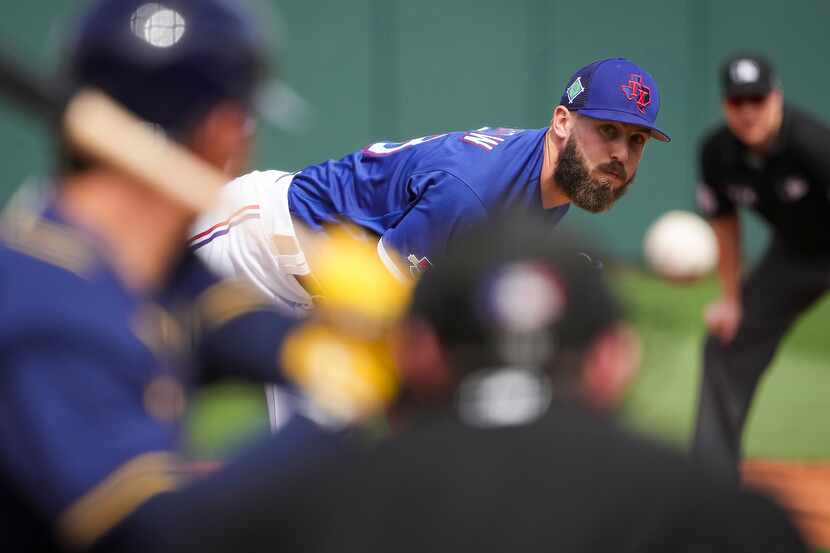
[277,213,806,553]
[692,53,830,482]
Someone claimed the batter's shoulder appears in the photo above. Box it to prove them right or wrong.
[0,213,132,339]
[0,211,96,281]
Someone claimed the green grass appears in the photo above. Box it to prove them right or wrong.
[184,267,830,461]
[615,267,830,459]
[183,383,270,459]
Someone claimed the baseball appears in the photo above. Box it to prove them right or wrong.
[643,210,718,282]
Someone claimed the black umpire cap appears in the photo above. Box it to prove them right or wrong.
[64,0,272,138]
[721,53,776,99]
[408,211,621,373]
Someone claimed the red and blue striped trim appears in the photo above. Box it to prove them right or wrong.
[189,204,261,251]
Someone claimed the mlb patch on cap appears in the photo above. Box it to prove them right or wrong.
[721,53,775,99]
[559,57,670,143]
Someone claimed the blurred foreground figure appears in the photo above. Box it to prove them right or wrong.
[692,53,830,482]
[280,213,806,553]
[0,1,352,551]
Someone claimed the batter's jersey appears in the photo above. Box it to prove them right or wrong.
[288,127,569,277]
[0,205,312,552]
[0,208,182,551]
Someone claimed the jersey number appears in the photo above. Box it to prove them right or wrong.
[362,133,447,157]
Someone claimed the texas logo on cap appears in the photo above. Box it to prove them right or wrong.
[620,74,651,114]
[559,57,670,142]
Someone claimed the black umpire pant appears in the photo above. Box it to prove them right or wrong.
[691,237,830,483]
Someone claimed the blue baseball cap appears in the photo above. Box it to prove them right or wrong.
[64,0,273,138]
[559,58,670,143]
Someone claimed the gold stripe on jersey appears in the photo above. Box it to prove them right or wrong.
[131,303,187,359]
[58,451,179,548]
[193,280,273,331]
[0,208,94,278]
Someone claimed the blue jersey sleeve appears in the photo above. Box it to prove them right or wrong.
[378,171,487,278]
[95,405,345,553]
[0,313,180,547]
[161,253,301,386]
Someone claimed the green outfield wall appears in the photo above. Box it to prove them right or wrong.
[3,0,828,260]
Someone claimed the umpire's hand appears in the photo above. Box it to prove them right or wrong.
[704,297,742,343]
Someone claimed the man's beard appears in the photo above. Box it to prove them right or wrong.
[553,135,634,213]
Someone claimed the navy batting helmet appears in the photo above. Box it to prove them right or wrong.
[65,0,272,137]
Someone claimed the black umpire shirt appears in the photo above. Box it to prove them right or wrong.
[697,104,830,252]
[272,370,805,553]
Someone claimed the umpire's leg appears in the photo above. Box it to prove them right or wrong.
[691,239,829,483]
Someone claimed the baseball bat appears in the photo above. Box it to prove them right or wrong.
[0,48,221,212]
